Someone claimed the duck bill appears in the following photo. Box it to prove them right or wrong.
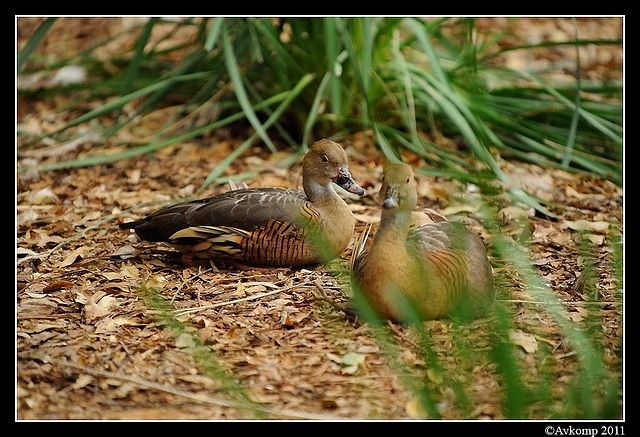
[335,167,365,196]
[381,187,399,209]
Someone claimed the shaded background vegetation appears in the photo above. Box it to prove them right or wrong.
[18,17,622,193]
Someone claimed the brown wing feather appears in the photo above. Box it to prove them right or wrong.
[120,187,310,243]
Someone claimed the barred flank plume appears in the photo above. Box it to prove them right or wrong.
[241,220,315,267]
[424,249,470,306]
[169,220,321,267]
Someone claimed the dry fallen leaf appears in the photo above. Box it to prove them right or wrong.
[342,352,365,367]
[405,396,429,418]
[440,204,478,216]
[563,219,610,234]
[94,315,136,334]
[57,247,89,268]
[499,205,534,222]
[110,244,138,258]
[509,329,538,354]
[586,234,606,245]
[42,281,75,293]
[427,368,444,384]
[84,291,119,323]
[71,374,94,390]
[29,187,59,204]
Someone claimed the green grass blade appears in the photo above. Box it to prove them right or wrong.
[221,23,277,153]
[199,73,315,190]
[17,17,57,71]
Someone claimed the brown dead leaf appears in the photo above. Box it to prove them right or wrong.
[110,244,138,258]
[499,205,534,222]
[509,329,538,354]
[586,234,606,245]
[532,222,575,246]
[405,396,429,418]
[32,321,68,332]
[175,332,195,348]
[565,186,587,199]
[27,229,64,247]
[84,291,119,323]
[280,309,312,327]
[417,179,455,203]
[119,264,140,279]
[563,219,610,234]
[29,187,59,204]
[94,315,137,334]
[71,374,94,390]
[567,307,587,323]
[503,162,555,201]
[42,280,75,293]
[57,247,89,267]
[427,368,444,384]
[548,229,574,246]
[440,204,478,216]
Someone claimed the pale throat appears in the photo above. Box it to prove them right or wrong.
[303,179,338,204]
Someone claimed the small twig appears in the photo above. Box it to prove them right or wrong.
[171,266,216,303]
[387,322,421,350]
[173,280,314,317]
[312,279,357,317]
[18,354,347,420]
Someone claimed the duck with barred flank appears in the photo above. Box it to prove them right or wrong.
[350,162,495,323]
[120,139,365,268]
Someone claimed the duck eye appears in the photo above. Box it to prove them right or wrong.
[322,155,329,163]
[406,177,410,183]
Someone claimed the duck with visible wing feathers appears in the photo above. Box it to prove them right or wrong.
[120,139,365,268]
[350,162,495,323]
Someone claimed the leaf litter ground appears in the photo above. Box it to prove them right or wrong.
[17,135,623,420]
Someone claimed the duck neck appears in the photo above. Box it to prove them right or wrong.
[303,179,337,204]
[377,209,413,239]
